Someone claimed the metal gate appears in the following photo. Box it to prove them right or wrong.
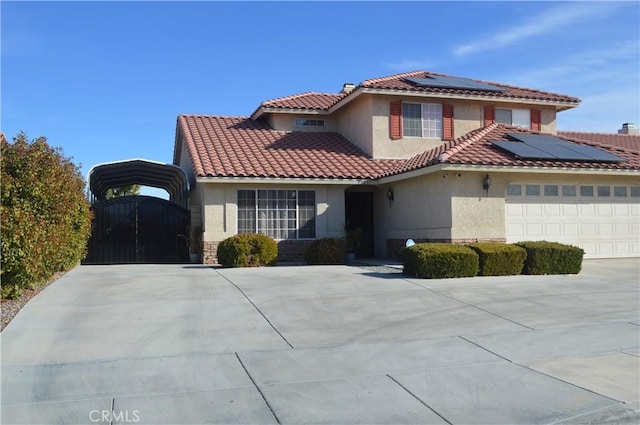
[83,195,190,264]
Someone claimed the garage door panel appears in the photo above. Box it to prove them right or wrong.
[563,223,579,236]
[525,204,543,216]
[506,185,639,259]
[562,204,579,216]
[579,204,596,216]
[544,222,562,236]
[597,204,613,217]
[597,223,613,237]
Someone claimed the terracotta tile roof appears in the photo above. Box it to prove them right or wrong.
[260,92,345,110]
[383,124,640,177]
[558,131,640,152]
[178,116,639,182]
[361,70,580,105]
[177,115,401,179]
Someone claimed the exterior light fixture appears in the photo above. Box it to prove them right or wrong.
[483,174,491,194]
[386,187,394,204]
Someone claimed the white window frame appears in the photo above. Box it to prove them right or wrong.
[496,108,530,128]
[237,189,316,240]
[402,102,442,138]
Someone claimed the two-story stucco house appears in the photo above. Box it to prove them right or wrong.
[173,70,640,263]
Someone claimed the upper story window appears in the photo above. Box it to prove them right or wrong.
[496,108,530,128]
[294,118,324,127]
[485,106,540,131]
[402,103,442,138]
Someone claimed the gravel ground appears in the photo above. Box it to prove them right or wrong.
[1,271,65,331]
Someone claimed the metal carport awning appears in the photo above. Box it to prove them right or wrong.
[88,159,189,208]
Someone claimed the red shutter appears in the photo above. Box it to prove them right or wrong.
[389,101,402,140]
[442,104,454,141]
[484,105,495,126]
[530,109,541,131]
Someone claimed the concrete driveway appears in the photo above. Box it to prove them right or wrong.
[1,259,638,424]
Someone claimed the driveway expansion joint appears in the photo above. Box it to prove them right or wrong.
[234,353,281,424]
[406,280,535,331]
[216,269,294,349]
[385,374,453,425]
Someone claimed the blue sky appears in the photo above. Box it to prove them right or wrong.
[2,1,639,196]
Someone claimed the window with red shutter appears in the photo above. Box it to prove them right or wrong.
[484,106,495,126]
[389,101,402,140]
[443,104,454,141]
[530,109,541,131]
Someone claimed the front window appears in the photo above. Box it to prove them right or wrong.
[237,190,316,239]
[496,108,529,128]
[402,103,442,138]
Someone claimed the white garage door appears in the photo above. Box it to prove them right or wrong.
[505,183,640,258]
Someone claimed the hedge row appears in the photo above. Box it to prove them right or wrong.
[403,241,584,279]
[1,133,93,299]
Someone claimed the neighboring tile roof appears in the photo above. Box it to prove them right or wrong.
[177,115,401,179]
[259,92,346,110]
[383,124,640,177]
[360,70,580,104]
[558,131,640,152]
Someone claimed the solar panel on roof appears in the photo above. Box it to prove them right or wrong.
[494,134,625,162]
[506,133,562,144]
[563,144,626,162]
[405,76,506,93]
[491,141,557,159]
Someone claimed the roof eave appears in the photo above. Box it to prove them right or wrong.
[251,107,330,121]
[376,163,639,184]
[342,88,580,111]
[195,176,375,185]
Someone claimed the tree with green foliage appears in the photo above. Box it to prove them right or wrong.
[1,132,93,299]
[105,184,141,199]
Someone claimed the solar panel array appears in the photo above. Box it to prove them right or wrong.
[491,134,625,162]
[405,76,506,93]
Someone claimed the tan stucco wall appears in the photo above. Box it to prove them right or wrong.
[263,95,560,161]
[200,182,348,243]
[374,173,455,256]
[336,95,374,156]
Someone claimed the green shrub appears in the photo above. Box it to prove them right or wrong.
[1,132,92,299]
[468,242,527,276]
[217,233,278,268]
[515,241,584,275]
[305,238,346,265]
[403,243,479,279]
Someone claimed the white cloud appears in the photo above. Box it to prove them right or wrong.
[501,41,639,91]
[454,2,623,57]
[558,88,640,132]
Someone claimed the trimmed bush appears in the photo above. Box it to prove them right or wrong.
[1,132,92,299]
[468,242,527,276]
[217,233,278,268]
[403,243,479,279]
[305,238,346,265]
[515,241,584,275]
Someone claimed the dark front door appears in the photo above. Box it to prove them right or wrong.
[345,191,374,258]
[84,195,190,264]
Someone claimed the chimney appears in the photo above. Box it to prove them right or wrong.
[340,83,356,94]
[618,123,639,135]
